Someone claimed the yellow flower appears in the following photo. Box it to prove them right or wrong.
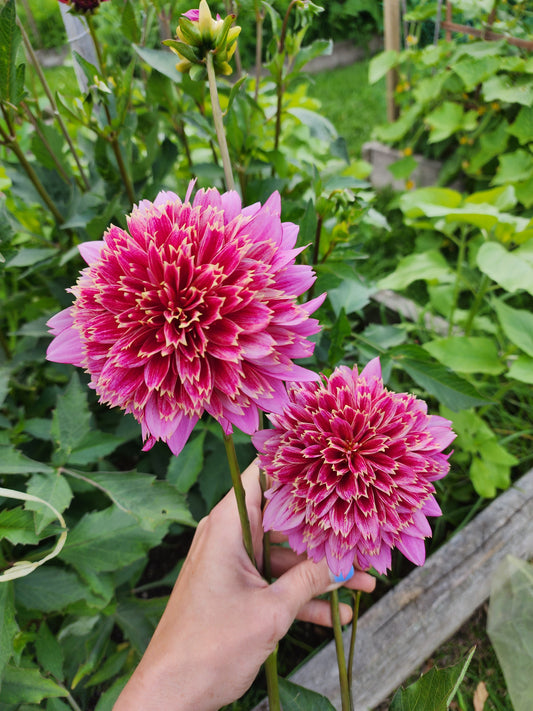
[405,179,415,190]
[403,147,413,157]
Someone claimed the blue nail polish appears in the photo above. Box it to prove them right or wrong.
[333,565,355,583]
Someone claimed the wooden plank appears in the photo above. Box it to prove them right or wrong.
[383,0,401,123]
[253,468,533,710]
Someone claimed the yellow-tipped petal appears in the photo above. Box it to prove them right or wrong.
[198,0,213,36]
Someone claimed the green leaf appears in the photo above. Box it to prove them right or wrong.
[468,120,509,172]
[14,566,92,613]
[287,107,337,142]
[452,56,500,92]
[25,472,73,534]
[422,337,504,375]
[121,0,140,43]
[59,507,165,574]
[391,345,490,411]
[0,507,40,545]
[328,277,373,316]
[84,470,195,529]
[399,187,462,218]
[67,431,126,466]
[373,104,422,143]
[6,248,57,268]
[167,432,206,493]
[35,623,64,681]
[377,250,454,291]
[483,74,533,107]
[493,300,533,357]
[328,308,352,366]
[278,677,336,710]
[0,366,9,407]
[0,666,68,704]
[477,242,533,296]
[0,445,54,475]
[470,447,514,498]
[388,155,418,180]
[292,38,332,75]
[0,0,25,106]
[390,647,475,711]
[507,106,533,145]
[426,102,464,144]
[508,355,533,384]
[134,45,181,81]
[368,49,399,84]
[493,149,533,186]
[0,583,18,678]
[114,596,167,655]
[93,675,130,711]
[51,374,91,461]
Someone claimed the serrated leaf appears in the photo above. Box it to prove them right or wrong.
[507,106,533,145]
[67,431,126,466]
[0,0,25,106]
[390,647,475,710]
[0,507,40,545]
[25,472,73,534]
[493,149,533,186]
[483,74,533,107]
[79,470,195,529]
[51,374,91,460]
[391,345,490,411]
[59,507,165,574]
[0,666,68,703]
[14,566,91,613]
[328,277,373,316]
[35,623,64,680]
[278,677,336,710]
[114,597,167,655]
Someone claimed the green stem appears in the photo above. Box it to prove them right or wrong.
[447,228,468,336]
[347,591,361,699]
[222,433,256,566]
[17,18,90,190]
[463,273,490,337]
[86,14,105,73]
[264,648,281,711]
[21,101,71,184]
[330,589,352,711]
[206,51,235,191]
[254,4,264,102]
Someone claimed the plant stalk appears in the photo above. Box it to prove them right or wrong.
[330,589,352,711]
[206,52,235,191]
[347,590,361,699]
[222,433,256,566]
[447,227,468,336]
[17,18,90,190]
[463,273,490,337]
[21,101,71,184]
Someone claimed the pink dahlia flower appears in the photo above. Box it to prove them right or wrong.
[47,184,324,455]
[253,358,455,577]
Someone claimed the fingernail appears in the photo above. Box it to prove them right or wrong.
[333,565,355,584]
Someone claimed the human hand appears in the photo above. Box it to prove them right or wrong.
[113,460,375,711]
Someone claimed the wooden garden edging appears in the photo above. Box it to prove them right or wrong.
[253,467,533,710]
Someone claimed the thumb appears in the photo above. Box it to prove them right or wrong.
[268,557,340,624]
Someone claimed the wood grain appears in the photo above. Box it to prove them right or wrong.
[253,468,533,710]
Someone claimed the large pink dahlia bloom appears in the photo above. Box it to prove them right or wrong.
[253,358,455,577]
[47,184,324,455]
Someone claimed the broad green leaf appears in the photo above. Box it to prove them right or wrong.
[464,185,516,212]
[35,623,64,681]
[388,155,417,180]
[507,106,533,145]
[399,187,462,218]
[493,150,533,186]
[167,432,206,493]
[278,677,336,710]
[422,337,504,375]
[14,566,92,613]
[93,674,130,711]
[67,431,126,466]
[493,300,533,357]
[0,507,39,545]
[508,355,533,384]
[377,251,454,291]
[368,49,399,84]
[426,102,464,144]
[0,0,25,105]
[292,38,332,75]
[59,507,164,573]
[468,120,508,173]
[84,470,195,529]
[25,472,73,534]
[6,248,57,268]
[483,75,533,107]
[287,107,337,142]
[477,242,533,296]
[328,308,352,366]
[51,374,91,460]
[373,104,422,143]
[114,596,167,655]
[390,647,475,710]
[470,448,514,498]
[452,56,500,92]
[391,345,490,411]
[0,666,68,703]
[121,0,140,43]
[0,583,18,678]
[328,277,373,316]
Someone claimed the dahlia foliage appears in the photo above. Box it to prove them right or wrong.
[47,184,324,455]
[253,358,455,577]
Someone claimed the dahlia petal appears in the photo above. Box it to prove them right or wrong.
[166,414,199,456]
[78,241,106,265]
[421,495,442,517]
[46,328,84,367]
[47,307,75,335]
[361,545,391,575]
[223,401,259,435]
[396,533,427,567]
[360,356,382,382]
[220,190,242,222]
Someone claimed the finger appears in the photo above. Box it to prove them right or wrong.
[296,598,354,627]
[342,570,376,594]
[269,556,334,621]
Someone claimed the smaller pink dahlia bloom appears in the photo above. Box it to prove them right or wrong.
[47,184,324,456]
[253,358,455,577]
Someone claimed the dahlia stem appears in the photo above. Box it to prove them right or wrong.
[206,51,236,192]
[222,433,256,567]
[347,590,361,702]
[330,589,352,711]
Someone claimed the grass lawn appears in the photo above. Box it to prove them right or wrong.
[307,59,387,158]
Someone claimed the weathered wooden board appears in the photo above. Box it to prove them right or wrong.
[253,468,533,711]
